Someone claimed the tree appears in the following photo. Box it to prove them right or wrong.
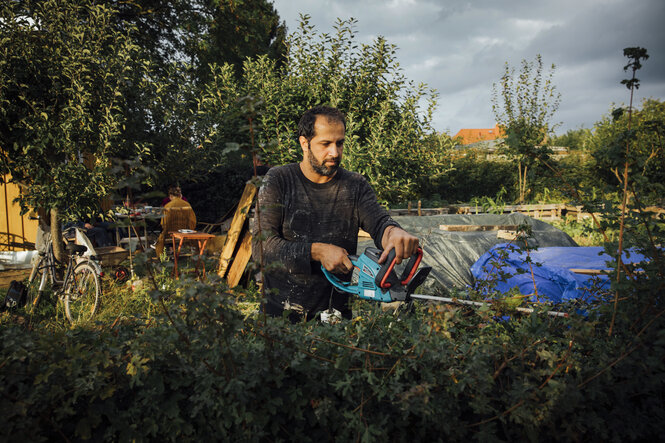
[492,55,561,203]
[197,16,450,203]
[0,0,147,258]
[106,0,286,83]
[193,0,286,83]
[98,0,287,195]
[590,98,665,205]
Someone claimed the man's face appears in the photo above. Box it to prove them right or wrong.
[300,115,345,177]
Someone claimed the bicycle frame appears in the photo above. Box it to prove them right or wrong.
[31,228,102,300]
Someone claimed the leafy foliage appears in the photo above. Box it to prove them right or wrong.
[590,98,665,206]
[197,16,451,203]
[433,149,514,203]
[0,0,145,219]
[2,272,664,441]
[551,127,594,152]
[492,55,561,203]
[1,3,663,438]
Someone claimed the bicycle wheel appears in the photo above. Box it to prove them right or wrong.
[64,261,101,324]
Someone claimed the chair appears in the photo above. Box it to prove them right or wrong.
[154,206,196,257]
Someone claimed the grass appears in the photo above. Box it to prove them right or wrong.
[1,251,260,330]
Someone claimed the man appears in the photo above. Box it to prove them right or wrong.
[253,106,419,321]
[154,187,196,256]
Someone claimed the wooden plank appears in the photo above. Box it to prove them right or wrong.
[218,183,257,278]
[569,268,610,275]
[496,230,518,240]
[226,230,252,288]
[439,224,519,232]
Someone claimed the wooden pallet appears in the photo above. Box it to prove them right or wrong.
[217,183,257,286]
[226,230,252,288]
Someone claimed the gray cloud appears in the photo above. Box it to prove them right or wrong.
[272,0,665,135]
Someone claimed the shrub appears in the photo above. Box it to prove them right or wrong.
[434,150,514,203]
[2,273,664,441]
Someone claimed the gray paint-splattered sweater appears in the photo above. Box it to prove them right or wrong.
[252,163,399,317]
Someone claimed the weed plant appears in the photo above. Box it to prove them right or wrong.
[548,215,617,246]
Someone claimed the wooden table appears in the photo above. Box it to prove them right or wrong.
[171,231,215,279]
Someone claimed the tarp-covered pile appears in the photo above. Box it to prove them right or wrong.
[357,213,577,293]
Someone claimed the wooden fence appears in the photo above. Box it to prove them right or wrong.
[388,202,665,222]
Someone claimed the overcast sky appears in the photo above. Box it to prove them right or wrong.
[271,0,665,136]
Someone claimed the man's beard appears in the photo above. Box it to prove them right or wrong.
[308,149,340,177]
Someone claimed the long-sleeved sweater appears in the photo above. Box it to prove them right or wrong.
[251,163,398,318]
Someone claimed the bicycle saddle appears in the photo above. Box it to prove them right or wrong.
[66,243,88,255]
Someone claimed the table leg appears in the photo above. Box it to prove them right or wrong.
[196,239,211,279]
[172,236,178,278]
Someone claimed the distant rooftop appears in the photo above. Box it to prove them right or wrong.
[454,125,505,146]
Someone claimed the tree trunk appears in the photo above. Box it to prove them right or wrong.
[50,208,65,263]
[517,161,525,204]
[522,164,528,204]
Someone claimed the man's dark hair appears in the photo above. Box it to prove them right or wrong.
[297,106,346,141]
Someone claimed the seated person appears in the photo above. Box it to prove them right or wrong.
[63,219,114,248]
[154,187,196,256]
[161,185,188,207]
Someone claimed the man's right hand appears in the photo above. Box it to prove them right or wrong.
[312,242,352,274]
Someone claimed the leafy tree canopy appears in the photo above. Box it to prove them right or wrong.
[492,54,561,203]
[551,127,594,151]
[98,0,288,194]
[197,16,453,203]
[590,98,665,205]
[104,0,286,83]
[0,0,146,220]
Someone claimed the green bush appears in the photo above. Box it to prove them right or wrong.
[2,272,664,441]
[433,150,514,203]
[196,16,451,203]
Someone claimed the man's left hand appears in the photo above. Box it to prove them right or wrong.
[379,226,419,264]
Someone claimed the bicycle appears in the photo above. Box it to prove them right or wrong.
[28,225,103,325]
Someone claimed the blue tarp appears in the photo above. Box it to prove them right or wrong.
[470,244,649,304]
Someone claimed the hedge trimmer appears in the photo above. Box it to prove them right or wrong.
[322,247,568,318]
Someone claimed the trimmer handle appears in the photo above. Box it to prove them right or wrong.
[375,247,423,289]
[320,254,359,294]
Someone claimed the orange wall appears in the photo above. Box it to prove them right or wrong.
[1,174,38,251]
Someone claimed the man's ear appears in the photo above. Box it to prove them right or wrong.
[299,136,309,152]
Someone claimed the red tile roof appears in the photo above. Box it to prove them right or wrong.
[454,125,505,145]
